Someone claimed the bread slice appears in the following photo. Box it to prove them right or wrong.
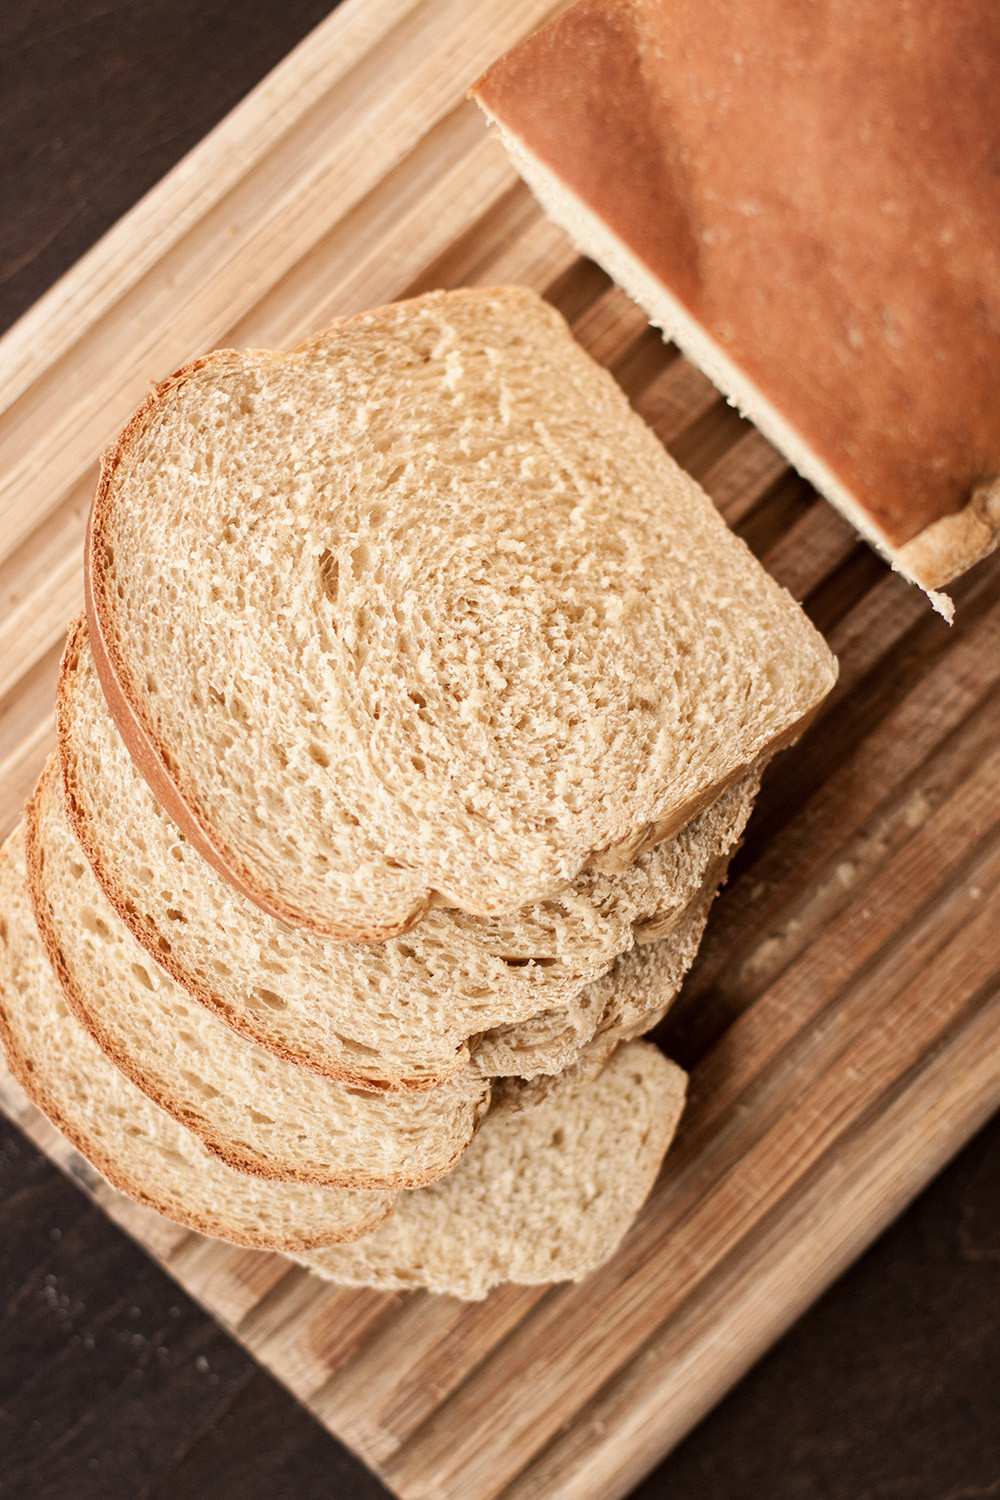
[473,2,1000,612]
[86,286,836,941]
[299,1040,684,1298]
[25,756,490,1191]
[0,827,393,1251]
[58,617,758,1090]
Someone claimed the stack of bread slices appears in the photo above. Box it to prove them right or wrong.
[0,287,836,1299]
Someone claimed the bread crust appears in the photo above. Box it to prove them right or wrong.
[473,0,1000,590]
[24,758,486,1191]
[896,478,1000,591]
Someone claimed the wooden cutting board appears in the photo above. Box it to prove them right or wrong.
[2,1,1000,1496]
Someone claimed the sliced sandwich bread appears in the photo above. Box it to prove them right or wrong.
[25,756,491,1191]
[0,826,395,1251]
[58,617,758,1090]
[85,286,836,942]
[300,1040,685,1299]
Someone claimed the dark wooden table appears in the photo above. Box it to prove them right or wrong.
[2,4,999,1497]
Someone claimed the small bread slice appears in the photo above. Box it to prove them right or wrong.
[0,827,393,1251]
[25,757,490,1191]
[59,618,758,1090]
[299,1040,684,1299]
[86,286,836,941]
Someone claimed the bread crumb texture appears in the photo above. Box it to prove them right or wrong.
[26,757,491,1191]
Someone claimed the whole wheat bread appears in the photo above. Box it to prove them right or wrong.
[300,1040,684,1298]
[86,286,835,941]
[59,617,758,1090]
[0,827,394,1251]
[25,757,490,1191]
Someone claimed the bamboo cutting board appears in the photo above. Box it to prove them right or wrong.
[2,1,1000,1497]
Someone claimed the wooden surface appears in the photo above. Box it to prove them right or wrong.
[5,1099,998,1500]
[2,1,1000,1498]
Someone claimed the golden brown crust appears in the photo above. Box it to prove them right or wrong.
[896,478,1000,590]
[25,757,474,1191]
[474,0,1000,568]
[57,618,462,1096]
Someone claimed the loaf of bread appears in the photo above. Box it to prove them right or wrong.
[0,827,395,1251]
[86,286,835,942]
[473,0,1000,612]
[58,616,758,1090]
[471,873,723,1078]
[300,1040,685,1299]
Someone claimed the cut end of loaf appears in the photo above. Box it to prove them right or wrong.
[477,114,971,618]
